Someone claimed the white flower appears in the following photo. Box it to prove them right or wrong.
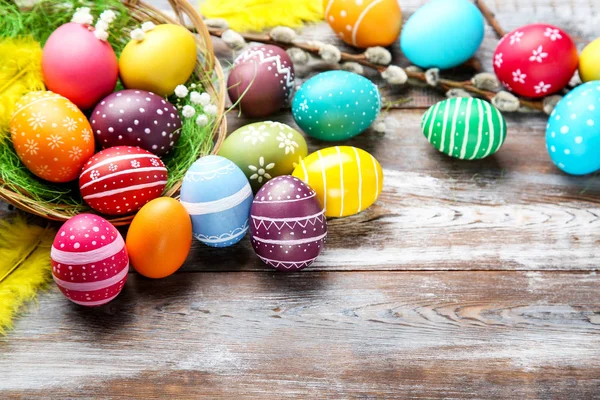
[198,92,211,106]
[529,45,548,63]
[95,20,109,31]
[28,112,46,130]
[131,160,140,168]
[494,53,503,68]
[544,27,562,41]
[189,91,202,104]
[69,146,83,161]
[47,134,64,149]
[276,131,299,155]
[141,21,156,32]
[100,10,117,23]
[190,83,197,89]
[534,81,552,94]
[512,69,527,84]
[204,104,218,115]
[174,85,189,98]
[108,163,118,172]
[196,114,209,127]
[130,28,145,41]
[298,99,309,111]
[509,30,524,45]
[241,125,270,145]
[24,139,39,155]
[248,157,275,183]
[63,117,78,132]
[182,105,196,118]
[94,29,109,41]
[71,7,93,25]
[90,170,100,180]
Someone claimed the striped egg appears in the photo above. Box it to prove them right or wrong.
[421,98,507,160]
[51,214,128,307]
[292,146,383,218]
[79,146,168,216]
[250,175,326,271]
[180,155,253,247]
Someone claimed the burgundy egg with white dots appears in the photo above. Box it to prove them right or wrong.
[51,214,129,307]
[79,146,168,216]
[90,89,182,156]
[249,175,327,271]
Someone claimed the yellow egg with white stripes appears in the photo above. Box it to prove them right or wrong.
[292,146,383,217]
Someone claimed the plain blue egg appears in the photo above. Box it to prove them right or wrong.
[400,0,485,69]
[546,81,600,175]
[180,155,253,247]
[292,71,381,141]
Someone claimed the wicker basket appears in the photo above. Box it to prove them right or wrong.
[0,0,227,226]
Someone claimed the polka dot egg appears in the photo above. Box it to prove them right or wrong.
[79,146,168,215]
[292,71,380,141]
[250,175,327,271]
[91,90,182,156]
[546,81,600,175]
[51,214,128,307]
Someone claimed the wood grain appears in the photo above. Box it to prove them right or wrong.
[1,271,599,398]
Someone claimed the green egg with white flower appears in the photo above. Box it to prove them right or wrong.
[218,121,308,191]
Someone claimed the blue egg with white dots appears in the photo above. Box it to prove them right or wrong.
[546,81,600,175]
[180,155,253,247]
[291,71,380,141]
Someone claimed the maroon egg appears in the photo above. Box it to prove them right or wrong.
[250,175,326,271]
[227,44,295,118]
[90,89,182,156]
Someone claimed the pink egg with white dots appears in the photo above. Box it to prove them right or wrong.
[51,214,128,306]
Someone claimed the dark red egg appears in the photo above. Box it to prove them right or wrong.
[90,90,182,156]
[493,24,578,98]
[227,45,295,118]
[79,146,168,216]
[250,175,326,272]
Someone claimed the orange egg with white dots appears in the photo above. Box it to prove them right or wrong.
[324,0,402,48]
[10,91,95,183]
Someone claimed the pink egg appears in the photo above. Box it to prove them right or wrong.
[50,214,128,306]
[42,22,118,110]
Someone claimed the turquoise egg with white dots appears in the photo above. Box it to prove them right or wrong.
[546,81,600,175]
[291,71,380,141]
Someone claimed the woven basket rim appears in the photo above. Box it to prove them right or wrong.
[0,0,228,226]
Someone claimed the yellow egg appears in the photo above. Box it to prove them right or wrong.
[579,37,600,83]
[292,146,383,217]
[119,24,197,96]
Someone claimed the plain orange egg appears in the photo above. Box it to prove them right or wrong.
[126,197,192,279]
[324,0,402,48]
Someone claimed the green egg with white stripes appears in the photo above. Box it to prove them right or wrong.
[421,98,507,160]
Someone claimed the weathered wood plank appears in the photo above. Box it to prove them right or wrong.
[1,271,599,398]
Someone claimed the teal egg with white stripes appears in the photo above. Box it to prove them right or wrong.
[421,98,507,160]
[180,155,253,247]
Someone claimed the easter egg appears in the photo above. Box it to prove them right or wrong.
[400,0,484,69]
[51,214,128,306]
[420,98,507,160]
[180,155,253,247]
[579,38,600,83]
[227,45,295,118]
[324,0,402,48]
[119,24,197,96]
[42,22,118,109]
[79,146,168,215]
[10,91,95,182]
[218,121,308,191]
[292,71,380,141]
[292,146,382,217]
[493,24,578,98]
[250,175,326,271]
[126,197,192,278]
[545,81,600,175]
[90,90,182,156]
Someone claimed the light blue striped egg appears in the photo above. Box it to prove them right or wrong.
[180,155,253,247]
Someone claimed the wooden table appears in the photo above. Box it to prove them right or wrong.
[1,1,599,398]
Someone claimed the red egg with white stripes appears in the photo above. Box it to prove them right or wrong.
[51,214,128,306]
[79,146,168,216]
[250,175,327,271]
[493,24,578,98]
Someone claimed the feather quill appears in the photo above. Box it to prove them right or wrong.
[0,36,45,142]
[201,0,323,32]
[0,216,56,335]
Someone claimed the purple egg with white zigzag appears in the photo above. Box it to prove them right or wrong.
[250,175,327,271]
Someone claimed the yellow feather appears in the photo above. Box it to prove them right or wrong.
[0,36,45,142]
[200,0,324,32]
[0,215,56,335]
